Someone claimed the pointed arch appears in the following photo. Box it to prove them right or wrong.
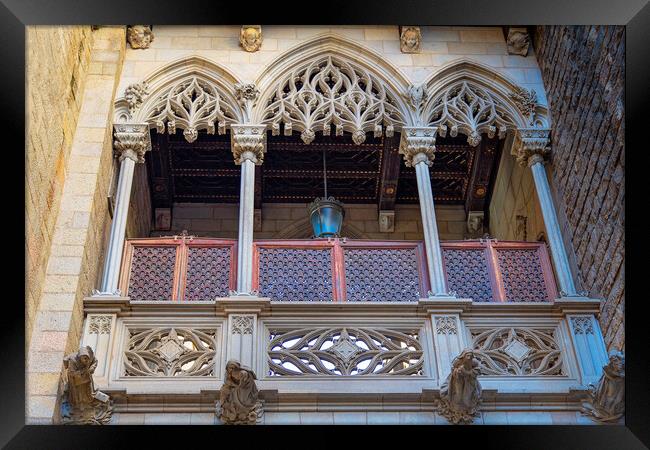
[114,56,247,143]
[252,34,412,144]
[419,59,550,146]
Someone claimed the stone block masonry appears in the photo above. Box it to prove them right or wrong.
[26,26,128,424]
[534,26,624,351]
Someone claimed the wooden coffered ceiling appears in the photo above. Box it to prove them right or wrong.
[146,129,503,216]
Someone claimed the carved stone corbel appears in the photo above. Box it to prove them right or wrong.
[435,348,482,424]
[60,346,113,425]
[398,127,437,167]
[216,360,264,425]
[127,25,154,49]
[506,27,530,56]
[466,211,484,239]
[511,128,551,167]
[113,123,152,163]
[581,350,625,423]
[240,25,262,52]
[230,124,267,165]
[400,26,421,53]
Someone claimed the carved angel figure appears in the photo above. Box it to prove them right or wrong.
[61,346,113,425]
[436,349,482,424]
[127,25,154,49]
[582,350,625,423]
[216,360,263,425]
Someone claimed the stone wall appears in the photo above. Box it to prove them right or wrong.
[116,26,546,108]
[488,146,546,242]
[26,26,93,346]
[534,26,625,351]
[26,26,127,424]
[165,203,467,241]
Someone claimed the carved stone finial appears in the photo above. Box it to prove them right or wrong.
[400,26,421,53]
[113,123,152,163]
[506,27,530,56]
[511,128,551,167]
[435,348,482,424]
[581,350,625,423]
[509,86,538,124]
[240,25,262,52]
[124,82,149,114]
[60,346,113,425]
[127,25,154,49]
[398,127,437,167]
[230,124,267,165]
[216,360,263,425]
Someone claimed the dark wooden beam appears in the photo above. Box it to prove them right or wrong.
[147,132,174,231]
[464,136,501,236]
[377,135,400,232]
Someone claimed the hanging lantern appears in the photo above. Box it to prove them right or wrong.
[308,148,345,238]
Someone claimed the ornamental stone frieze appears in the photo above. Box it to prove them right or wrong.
[113,123,152,163]
[435,348,482,424]
[399,127,437,167]
[240,25,262,52]
[60,346,113,425]
[127,25,154,49]
[230,124,267,165]
[581,350,625,423]
[216,360,263,424]
[400,26,421,53]
[511,128,551,167]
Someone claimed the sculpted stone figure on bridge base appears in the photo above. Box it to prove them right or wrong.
[581,350,625,423]
[436,349,482,424]
[60,346,113,425]
[216,360,264,424]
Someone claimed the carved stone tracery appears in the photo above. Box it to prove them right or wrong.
[262,55,405,144]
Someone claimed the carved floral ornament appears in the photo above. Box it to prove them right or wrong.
[114,55,550,161]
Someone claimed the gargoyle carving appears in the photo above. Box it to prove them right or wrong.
[436,349,482,424]
[60,346,113,425]
[581,350,625,423]
[216,360,263,424]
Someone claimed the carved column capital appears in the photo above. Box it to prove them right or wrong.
[230,124,267,165]
[398,126,437,167]
[511,128,551,167]
[113,123,152,163]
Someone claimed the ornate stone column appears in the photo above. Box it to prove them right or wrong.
[399,127,450,297]
[97,124,151,295]
[230,124,266,296]
[512,129,577,296]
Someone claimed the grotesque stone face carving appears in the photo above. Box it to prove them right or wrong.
[581,350,625,423]
[435,348,482,424]
[400,26,421,53]
[60,346,113,425]
[507,27,530,56]
[216,360,263,424]
[127,25,154,49]
[240,25,262,52]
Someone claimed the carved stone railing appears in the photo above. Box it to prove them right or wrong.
[118,238,557,303]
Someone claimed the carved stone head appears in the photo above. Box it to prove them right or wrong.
[127,25,154,49]
[506,27,530,56]
[607,350,625,373]
[400,26,421,53]
[240,25,262,52]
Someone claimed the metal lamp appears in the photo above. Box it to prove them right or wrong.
[308,148,344,237]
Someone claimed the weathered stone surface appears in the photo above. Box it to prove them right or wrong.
[534,26,624,351]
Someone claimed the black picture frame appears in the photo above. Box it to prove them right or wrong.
[5,0,648,447]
